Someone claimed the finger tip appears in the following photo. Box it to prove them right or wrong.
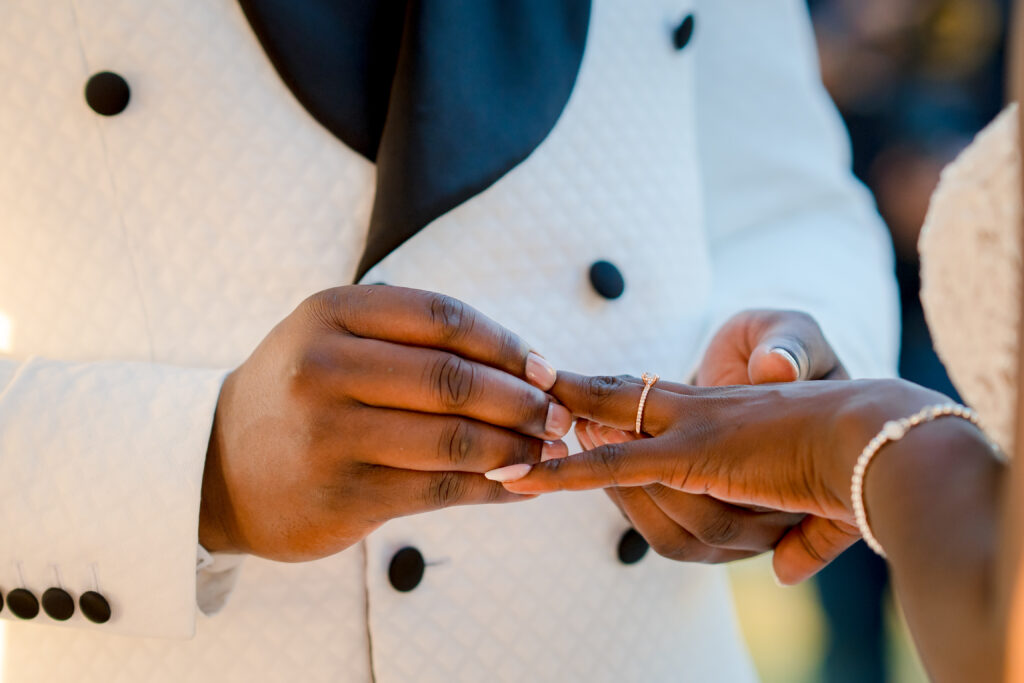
[485,463,533,483]
[525,352,558,391]
[543,403,573,439]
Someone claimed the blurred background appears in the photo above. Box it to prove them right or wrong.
[730,0,1010,681]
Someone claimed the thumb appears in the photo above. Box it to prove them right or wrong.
[748,343,807,384]
[747,313,845,384]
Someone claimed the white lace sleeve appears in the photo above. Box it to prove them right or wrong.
[919,104,1023,455]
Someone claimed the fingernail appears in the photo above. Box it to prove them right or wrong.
[597,426,633,444]
[485,463,533,483]
[544,403,572,439]
[525,352,557,391]
[771,571,789,588]
[541,440,569,462]
[769,347,801,380]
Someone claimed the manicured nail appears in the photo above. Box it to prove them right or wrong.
[485,463,533,483]
[769,347,801,380]
[771,570,789,588]
[544,403,572,439]
[541,440,569,462]
[525,352,557,390]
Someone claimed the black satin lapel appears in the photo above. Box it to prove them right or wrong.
[238,0,591,281]
[358,0,591,279]
[238,0,407,160]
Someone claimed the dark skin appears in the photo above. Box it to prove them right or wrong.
[489,309,853,565]
[501,373,1005,683]
[199,295,830,565]
[198,285,573,562]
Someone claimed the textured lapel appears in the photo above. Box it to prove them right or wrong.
[238,0,592,280]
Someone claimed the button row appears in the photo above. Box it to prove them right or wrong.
[81,15,695,120]
[1,588,110,623]
[387,529,647,592]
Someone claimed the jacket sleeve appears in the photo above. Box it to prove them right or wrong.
[694,0,900,380]
[0,356,228,638]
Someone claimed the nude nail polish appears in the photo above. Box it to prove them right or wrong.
[485,463,533,483]
[544,403,572,439]
[541,441,569,462]
[525,352,557,390]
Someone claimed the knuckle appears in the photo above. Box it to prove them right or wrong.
[649,534,694,562]
[694,511,742,547]
[288,346,332,393]
[440,420,473,467]
[482,481,506,503]
[512,387,547,430]
[430,354,477,409]
[593,443,626,486]
[304,287,349,330]
[429,294,475,345]
[585,375,627,408]
[508,435,539,465]
[428,471,467,508]
[496,329,528,369]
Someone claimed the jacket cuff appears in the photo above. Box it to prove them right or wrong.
[0,358,228,638]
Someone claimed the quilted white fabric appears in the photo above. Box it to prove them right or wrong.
[920,105,1023,455]
[0,0,897,680]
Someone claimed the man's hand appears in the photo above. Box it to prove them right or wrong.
[695,309,848,386]
[199,286,571,562]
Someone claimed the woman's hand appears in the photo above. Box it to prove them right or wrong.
[537,310,847,570]
[575,419,804,565]
[498,373,944,583]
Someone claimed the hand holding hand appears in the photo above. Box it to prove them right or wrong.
[500,373,942,583]
[503,310,845,571]
[200,286,571,562]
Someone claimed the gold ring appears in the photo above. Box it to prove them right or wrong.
[635,372,660,435]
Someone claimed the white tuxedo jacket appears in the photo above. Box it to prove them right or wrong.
[0,0,898,680]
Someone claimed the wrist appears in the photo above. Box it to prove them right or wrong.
[825,379,951,517]
[865,416,1001,557]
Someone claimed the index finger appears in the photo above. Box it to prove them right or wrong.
[308,286,557,390]
[497,439,667,493]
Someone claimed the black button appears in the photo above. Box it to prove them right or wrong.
[0,589,4,614]
[7,589,39,619]
[388,547,425,592]
[617,528,650,565]
[589,261,626,300]
[85,72,131,116]
[673,14,696,51]
[42,588,75,621]
[80,591,111,624]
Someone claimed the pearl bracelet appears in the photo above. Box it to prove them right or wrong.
[851,403,983,559]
